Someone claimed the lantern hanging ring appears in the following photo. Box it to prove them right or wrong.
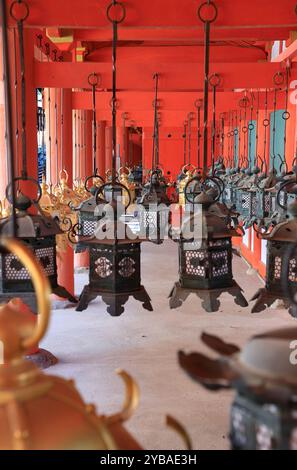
[184,176,222,205]
[273,71,285,87]
[95,182,131,209]
[107,1,126,24]
[197,1,218,23]
[88,72,100,88]
[84,172,105,193]
[276,179,292,210]
[6,176,42,205]
[194,99,203,109]
[10,0,29,22]
[209,73,221,88]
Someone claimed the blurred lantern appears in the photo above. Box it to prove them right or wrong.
[0,236,143,450]
[179,327,297,450]
[251,197,297,314]
[169,178,247,312]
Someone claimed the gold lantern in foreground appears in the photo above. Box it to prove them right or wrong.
[0,237,141,450]
[0,237,191,450]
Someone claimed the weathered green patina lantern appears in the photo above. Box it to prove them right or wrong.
[179,327,297,450]
[251,198,297,314]
[169,180,247,312]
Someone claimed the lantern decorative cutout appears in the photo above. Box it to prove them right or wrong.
[0,190,77,312]
[0,237,144,450]
[138,170,171,245]
[251,198,297,314]
[169,179,248,313]
[254,169,278,223]
[76,183,153,316]
[179,326,297,450]
[236,168,260,222]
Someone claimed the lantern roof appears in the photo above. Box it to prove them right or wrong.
[179,326,297,403]
[77,195,102,214]
[140,173,171,206]
[181,192,241,241]
[0,212,62,238]
[262,200,297,242]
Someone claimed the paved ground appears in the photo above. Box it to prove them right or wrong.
[42,241,296,450]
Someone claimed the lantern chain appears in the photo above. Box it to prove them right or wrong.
[263,89,269,169]
[1,0,17,236]
[248,92,254,169]
[152,73,160,170]
[198,0,218,178]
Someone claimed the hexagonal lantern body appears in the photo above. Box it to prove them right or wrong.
[179,237,233,290]
[255,189,274,219]
[139,173,171,245]
[251,204,297,313]
[0,208,77,311]
[169,193,247,313]
[89,240,141,293]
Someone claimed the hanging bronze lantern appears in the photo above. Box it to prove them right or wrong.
[251,195,297,314]
[139,170,171,245]
[76,184,152,315]
[0,187,77,311]
[179,327,297,450]
[75,2,152,315]
[169,179,247,312]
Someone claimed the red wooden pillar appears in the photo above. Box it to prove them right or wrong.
[105,126,112,173]
[0,25,7,200]
[8,29,38,197]
[74,110,91,269]
[117,124,129,167]
[84,110,93,178]
[56,88,75,297]
[97,120,106,177]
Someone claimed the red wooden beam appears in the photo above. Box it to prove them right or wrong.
[72,91,285,112]
[74,27,293,43]
[34,61,296,91]
[6,0,297,41]
[86,45,267,64]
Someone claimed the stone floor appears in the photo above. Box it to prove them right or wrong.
[41,241,296,450]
